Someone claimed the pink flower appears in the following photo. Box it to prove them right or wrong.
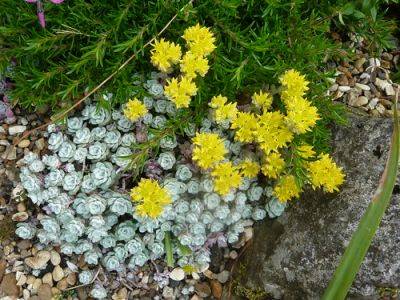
[25,0,65,28]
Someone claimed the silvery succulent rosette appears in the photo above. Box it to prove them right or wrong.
[16,72,285,297]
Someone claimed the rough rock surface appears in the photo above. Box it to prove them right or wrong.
[235,114,399,299]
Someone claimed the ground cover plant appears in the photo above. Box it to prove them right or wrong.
[13,24,346,298]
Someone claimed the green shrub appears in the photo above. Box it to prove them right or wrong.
[0,0,394,151]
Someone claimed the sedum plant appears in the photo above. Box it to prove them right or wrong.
[16,25,345,298]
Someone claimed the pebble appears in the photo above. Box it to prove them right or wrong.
[37,283,53,300]
[376,103,386,114]
[352,96,369,108]
[32,278,42,291]
[42,273,53,286]
[17,274,27,286]
[35,138,45,151]
[0,273,19,297]
[385,84,395,96]
[244,227,253,242]
[367,98,379,110]
[56,278,68,291]
[17,202,26,212]
[338,85,351,92]
[210,280,223,299]
[169,268,185,281]
[23,288,30,300]
[17,139,30,148]
[8,125,27,135]
[25,251,51,270]
[328,84,338,92]
[27,275,36,285]
[355,83,370,91]
[50,250,61,266]
[52,265,64,282]
[369,57,380,67]
[162,286,174,299]
[354,57,366,70]
[66,272,76,286]
[194,282,211,298]
[229,251,238,260]
[12,212,29,222]
[216,270,230,284]
[2,145,17,160]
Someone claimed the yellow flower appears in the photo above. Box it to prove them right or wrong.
[252,90,273,111]
[211,162,242,195]
[130,178,172,218]
[123,98,148,122]
[297,144,315,159]
[285,98,320,134]
[150,38,182,73]
[209,95,227,108]
[164,77,198,108]
[279,69,309,103]
[214,103,238,124]
[192,132,227,169]
[256,112,293,154]
[261,152,285,179]
[307,153,345,193]
[182,24,216,57]
[180,52,210,79]
[238,159,260,178]
[230,112,259,143]
[273,175,301,203]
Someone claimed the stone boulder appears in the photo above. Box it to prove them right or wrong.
[234,114,399,299]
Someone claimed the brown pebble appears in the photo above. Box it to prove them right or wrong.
[194,282,211,298]
[37,283,52,300]
[12,212,29,222]
[56,278,68,291]
[17,139,30,148]
[210,280,223,299]
[66,272,76,286]
[17,202,26,212]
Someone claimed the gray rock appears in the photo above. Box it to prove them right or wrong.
[8,125,26,135]
[234,114,399,299]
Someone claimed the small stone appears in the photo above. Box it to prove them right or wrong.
[379,99,393,109]
[162,286,174,299]
[51,287,61,296]
[50,250,61,266]
[17,274,27,286]
[32,278,42,291]
[23,288,30,300]
[35,138,45,151]
[381,59,391,69]
[37,283,52,300]
[385,84,395,96]
[12,212,29,222]
[169,268,185,281]
[354,57,366,70]
[329,84,338,92]
[190,295,201,300]
[351,96,369,108]
[8,125,27,135]
[336,74,348,86]
[17,139,30,148]
[17,240,31,251]
[210,280,223,299]
[116,287,128,299]
[374,78,389,91]
[338,86,351,92]
[203,270,215,279]
[2,145,17,160]
[333,90,344,100]
[52,265,64,282]
[66,272,76,286]
[56,278,68,291]
[229,251,238,260]
[376,103,386,115]
[17,202,26,212]
[42,273,53,286]
[0,273,19,297]
[244,227,253,242]
[195,282,211,298]
[355,83,370,91]
[360,72,370,80]
[25,251,51,270]
[367,98,379,110]
[191,272,200,280]
[27,275,36,285]
[369,57,380,67]
[216,270,230,284]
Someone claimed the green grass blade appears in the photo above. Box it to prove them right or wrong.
[164,231,174,268]
[322,91,400,300]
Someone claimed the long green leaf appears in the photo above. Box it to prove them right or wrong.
[323,91,400,300]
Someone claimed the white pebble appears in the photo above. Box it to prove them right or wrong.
[8,125,27,135]
[169,268,185,281]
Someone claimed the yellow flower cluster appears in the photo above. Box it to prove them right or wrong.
[209,95,238,124]
[203,70,345,203]
[130,178,172,218]
[252,90,273,111]
[164,77,198,108]
[192,132,227,169]
[123,98,148,122]
[211,162,242,195]
[150,39,182,73]
[238,159,260,178]
[273,175,301,203]
[307,154,345,193]
[261,153,285,179]
[150,24,216,109]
